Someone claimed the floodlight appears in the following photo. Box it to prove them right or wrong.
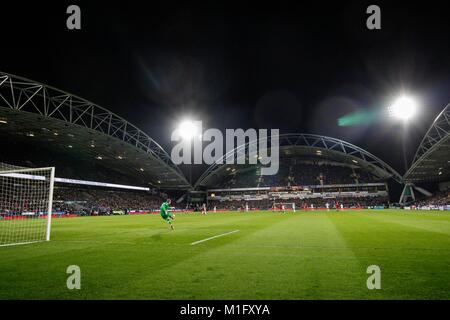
[389,96,418,121]
[178,120,199,140]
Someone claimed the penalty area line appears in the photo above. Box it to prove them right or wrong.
[191,230,240,246]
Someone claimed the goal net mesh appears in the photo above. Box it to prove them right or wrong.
[0,163,54,246]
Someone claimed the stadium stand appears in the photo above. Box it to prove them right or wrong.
[402,103,450,204]
[414,190,450,207]
[204,155,390,210]
[52,187,166,215]
[1,73,411,215]
[0,72,190,189]
[214,159,378,189]
[208,195,389,210]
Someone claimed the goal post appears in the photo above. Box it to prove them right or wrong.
[46,167,55,241]
[272,202,296,212]
[0,166,55,247]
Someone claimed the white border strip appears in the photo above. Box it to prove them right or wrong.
[0,240,43,247]
[0,173,150,191]
[54,177,150,191]
[191,230,240,246]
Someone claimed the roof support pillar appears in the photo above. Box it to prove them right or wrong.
[399,183,416,204]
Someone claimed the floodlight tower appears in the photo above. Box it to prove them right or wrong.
[389,95,419,204]
[389,95,418,171]
[177,119,201,185]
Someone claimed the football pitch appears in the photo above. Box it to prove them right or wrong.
[1,210,450,300]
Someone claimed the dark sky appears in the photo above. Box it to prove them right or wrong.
[1,0,449,176]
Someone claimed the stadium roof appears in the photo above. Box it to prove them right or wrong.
[404,103,450,183]
[195,133,403,188]
[0,71,190,189]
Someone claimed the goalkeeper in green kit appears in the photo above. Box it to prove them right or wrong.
[160,199,175,230]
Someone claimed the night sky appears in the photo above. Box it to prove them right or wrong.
[1,0,449,176]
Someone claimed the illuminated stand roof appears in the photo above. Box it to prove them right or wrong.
[404,103,450,184]
[400,103,450,204]
[195,133,403,189]
[0,72,190,189]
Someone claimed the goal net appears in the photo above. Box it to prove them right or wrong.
[272,202,296,212]
[0,164,55,247]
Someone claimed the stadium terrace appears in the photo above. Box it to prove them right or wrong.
[1,71,449,222]
[0,71,450,300]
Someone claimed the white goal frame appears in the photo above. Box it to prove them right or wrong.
[272,202,296,212]
[0,166,55,247]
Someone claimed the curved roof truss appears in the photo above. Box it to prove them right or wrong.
[404,103,450,182]
[195,133,403,188]
[0,71,189,188]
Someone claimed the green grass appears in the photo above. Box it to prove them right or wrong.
[1,209,450,300]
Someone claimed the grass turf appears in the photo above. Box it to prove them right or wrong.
[1,209,450,299]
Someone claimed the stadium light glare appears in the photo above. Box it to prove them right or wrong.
[389,96,418,121]
[178,120,199,140]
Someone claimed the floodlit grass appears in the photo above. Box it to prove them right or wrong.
[1,210,450,299]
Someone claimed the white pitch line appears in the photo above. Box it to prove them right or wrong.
[191,230,240,246]
[0,240,43,247]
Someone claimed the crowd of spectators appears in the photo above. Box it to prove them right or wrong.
[218,159,379,189]
[208,196,389,211]
[414,190,450,207]
[53,187,166,215]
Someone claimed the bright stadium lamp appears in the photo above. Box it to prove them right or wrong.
[389,96,418,121]
[178,120,199,140]
[388,94,419,172]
